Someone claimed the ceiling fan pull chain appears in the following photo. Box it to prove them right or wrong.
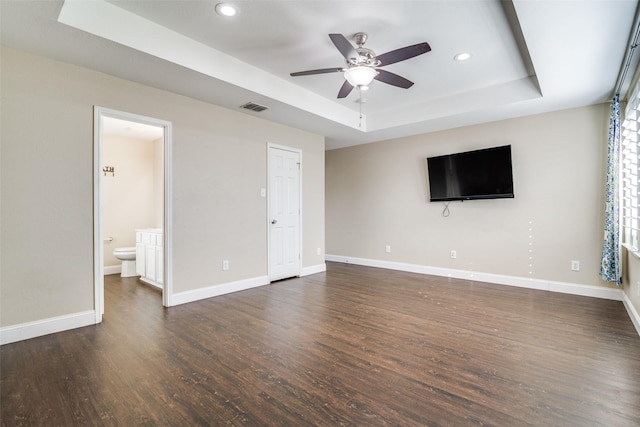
[359,88,363,128]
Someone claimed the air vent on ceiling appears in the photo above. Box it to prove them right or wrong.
[240,102,269,112]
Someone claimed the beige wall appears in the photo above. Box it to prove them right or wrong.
[0,47,325,327]
[327,105,616,290]
[103,134,159,267]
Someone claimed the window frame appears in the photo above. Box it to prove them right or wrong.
[621,83,640,254]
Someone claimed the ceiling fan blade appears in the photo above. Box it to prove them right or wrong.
[337,80,354,98]
[376,42,431,66]
[374,69,414,89]
[290,67,343,77]
[329,34,358,61]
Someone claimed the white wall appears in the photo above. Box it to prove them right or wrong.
[103,134,159,268]
[326,105,615,289]
[0,46,325,329]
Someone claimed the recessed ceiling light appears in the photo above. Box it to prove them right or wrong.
[454,52,471,61]
[215,3,237,17]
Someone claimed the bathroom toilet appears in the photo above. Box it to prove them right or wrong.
[113,247,137,277]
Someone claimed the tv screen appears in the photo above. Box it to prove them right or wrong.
[427,145,514,202]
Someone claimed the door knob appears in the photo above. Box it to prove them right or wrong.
[271,219,277,224]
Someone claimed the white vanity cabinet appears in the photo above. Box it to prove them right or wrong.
[135,228,163,289]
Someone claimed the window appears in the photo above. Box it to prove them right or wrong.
[622,82,640,251]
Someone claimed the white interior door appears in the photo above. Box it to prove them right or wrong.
[269,146,301,281]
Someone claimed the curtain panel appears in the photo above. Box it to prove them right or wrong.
[600,95,621,284]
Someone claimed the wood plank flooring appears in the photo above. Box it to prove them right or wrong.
[2,262,640,426]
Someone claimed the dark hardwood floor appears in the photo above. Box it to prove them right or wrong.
[2,262,640,426]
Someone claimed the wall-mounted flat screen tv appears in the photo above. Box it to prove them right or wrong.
[427,145,514,202]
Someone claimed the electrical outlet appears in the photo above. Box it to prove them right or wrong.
[571,260,580,271]
[317,247,321,256]
[385,245,391,253]
[450,250,457,259]
[637,281,640,297]
[222,260,229,271]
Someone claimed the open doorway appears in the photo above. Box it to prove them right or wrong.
[93,107,173,323]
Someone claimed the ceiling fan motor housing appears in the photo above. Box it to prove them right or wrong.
[349,33,380,67]
[350,48,380,67]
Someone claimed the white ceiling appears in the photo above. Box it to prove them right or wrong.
[1,0,638,150]
[103,116,164,141]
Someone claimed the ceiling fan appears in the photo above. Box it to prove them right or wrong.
[290,32,431,99]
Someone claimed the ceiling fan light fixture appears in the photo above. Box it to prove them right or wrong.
[215,3,237,17]
[344,66,378,88]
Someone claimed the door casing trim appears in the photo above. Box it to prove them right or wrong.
[93,106,174,323]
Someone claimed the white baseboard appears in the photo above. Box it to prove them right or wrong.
[327,254,639,337]
[325,254,624,301]
[4,261,635,344]
[622,292,640,336]
[139,277,162,290]
[170,275,270,306]
[171,264,326,306]
[104,265,121,275]
[301,263,327,276]
[2,267,327,343]
[0,310,96,345]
